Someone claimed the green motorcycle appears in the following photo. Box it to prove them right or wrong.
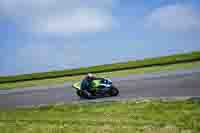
[72,78,119,99]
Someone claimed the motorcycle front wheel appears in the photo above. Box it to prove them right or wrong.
[109,85,119,96]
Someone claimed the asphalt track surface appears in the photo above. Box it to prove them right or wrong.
[0,69,200,108]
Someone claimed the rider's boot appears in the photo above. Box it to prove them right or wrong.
[82,90,92,99]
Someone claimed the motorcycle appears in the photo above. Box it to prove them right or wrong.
[72,78,119,99]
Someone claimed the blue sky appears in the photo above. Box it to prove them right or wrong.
[0,0,200,76]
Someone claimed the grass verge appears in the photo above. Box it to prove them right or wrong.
[0,61,200,90]
[0,99,199,133]
[0,51,200,83]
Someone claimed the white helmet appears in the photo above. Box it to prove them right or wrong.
[87,73,93,78]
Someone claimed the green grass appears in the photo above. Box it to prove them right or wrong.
[0,51,200,84]
[0,99,199,133]
[0,60,200,90]
[0,61,200,90]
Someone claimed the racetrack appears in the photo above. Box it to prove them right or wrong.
[0,69,200,108]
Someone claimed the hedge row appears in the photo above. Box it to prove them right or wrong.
[0,51,200,83]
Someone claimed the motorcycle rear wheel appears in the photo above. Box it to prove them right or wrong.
[76,90,82,97]
[77,90,93,99]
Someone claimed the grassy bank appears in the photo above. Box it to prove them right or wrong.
[0,60,200,89]
[0,99,199,133]
[0,51,200,84]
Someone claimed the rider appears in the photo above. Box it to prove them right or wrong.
[81,73,96,94]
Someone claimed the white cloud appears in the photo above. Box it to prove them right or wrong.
[33,8,113,34]
[0,0,116,35]
[146,4,200,32]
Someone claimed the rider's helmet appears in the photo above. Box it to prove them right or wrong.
[86,73,94,80]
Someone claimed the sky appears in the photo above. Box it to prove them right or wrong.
[0,0,200,76]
